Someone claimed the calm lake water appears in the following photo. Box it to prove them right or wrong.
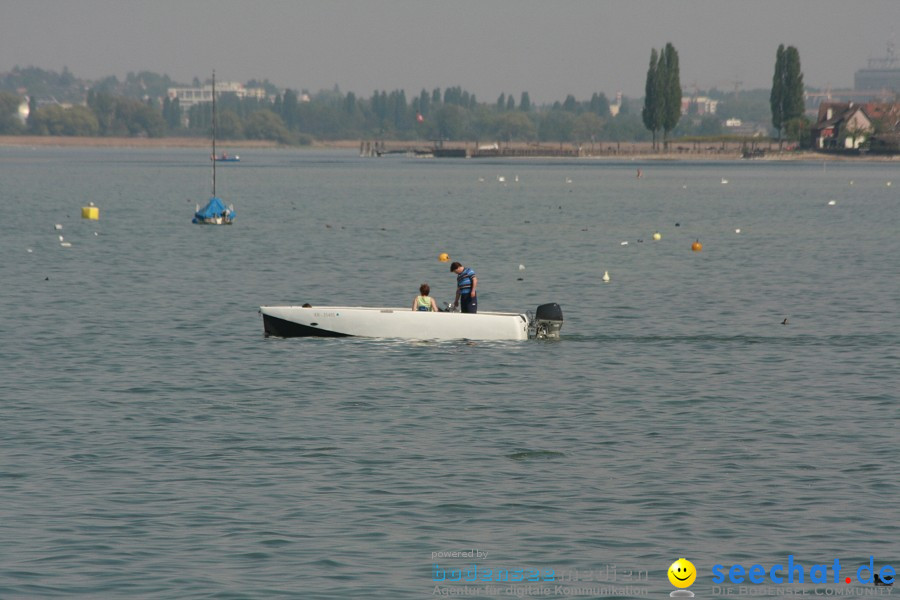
[1,147,898,599]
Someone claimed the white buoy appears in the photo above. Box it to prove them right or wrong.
[60,241,72,248]
[652,232,662,241]
[887,181,892,187]
[54,224,63,230]
[721,178,729,184]
[498,176,505,182]
[94,232,99,236]
[518,264,525,271]
[735,228,741,234]
[828,200,836,206]
[514,175,519,183]
[620,241,629,246]
[58,235,64,242]
[565,177,572,184]
[27,248,33,253]
[849,180,854,185]
[602,270,610,283]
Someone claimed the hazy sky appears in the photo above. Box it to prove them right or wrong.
[2,0,899,103]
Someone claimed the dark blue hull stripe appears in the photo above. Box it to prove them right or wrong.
[263,314,351,338]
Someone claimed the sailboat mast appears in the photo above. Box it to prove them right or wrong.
[212,70,217,198]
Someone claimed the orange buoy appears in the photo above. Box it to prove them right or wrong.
[438,252,450,262]
[691,239,703,252]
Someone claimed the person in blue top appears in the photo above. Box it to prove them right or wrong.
[412,283,438,312]
[450,261,478,313]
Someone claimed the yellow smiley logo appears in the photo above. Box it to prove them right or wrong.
[668,558,697,588]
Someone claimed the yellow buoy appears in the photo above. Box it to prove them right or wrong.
[692,239,703,252]
[81,205,99,220]
[438,252,450,262]
[652,231,661,241]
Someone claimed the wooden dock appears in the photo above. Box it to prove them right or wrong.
[470,146,582,158]
[361,140,585,158]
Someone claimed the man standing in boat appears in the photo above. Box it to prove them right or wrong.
[450,261,477,313]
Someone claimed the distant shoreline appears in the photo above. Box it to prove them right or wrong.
[0,135,281,149]
[1,135,897,162]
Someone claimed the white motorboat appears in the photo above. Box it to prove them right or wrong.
[259,303,563,341]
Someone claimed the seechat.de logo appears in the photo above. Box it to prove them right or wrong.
[711,556,895,585]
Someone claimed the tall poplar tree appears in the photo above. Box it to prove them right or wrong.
[661,43,682,151]
[282,89,298,130]
[642,48,661,150]
[419,89,430,118]
[783,47,805,122]
[771,44,804,147]
[519,92,531,112]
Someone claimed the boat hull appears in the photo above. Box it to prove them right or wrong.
[192,217,234,225]
[260,305,530,341]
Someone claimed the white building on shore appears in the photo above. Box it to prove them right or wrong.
[166,81,267,109]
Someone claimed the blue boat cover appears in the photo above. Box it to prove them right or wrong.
[192,197,235,222]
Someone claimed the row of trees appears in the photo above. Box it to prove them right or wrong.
[0,55,812,145]
[0,83,772,145]
[0,83,656,145]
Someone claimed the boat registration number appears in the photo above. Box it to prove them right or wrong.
[313,312,337,318]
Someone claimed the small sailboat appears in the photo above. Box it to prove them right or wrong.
[193,70,235,225]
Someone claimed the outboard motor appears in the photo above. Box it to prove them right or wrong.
[529,303,564,339]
